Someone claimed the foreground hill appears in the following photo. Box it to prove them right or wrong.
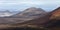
[50,7,60,20]
[44,7,60,30]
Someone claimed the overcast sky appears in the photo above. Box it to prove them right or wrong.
[0,0,60,11]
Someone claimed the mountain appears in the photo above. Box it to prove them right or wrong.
[0,7,60,30]
[0,10,20,17]
[50,7,60,20]
[16,7,60,28]
[45,7,60,28]
[0,7,47,24]
[12,7,47,18]
[0,7,49,29]
[9,7,47,23]
[9,7,49,26]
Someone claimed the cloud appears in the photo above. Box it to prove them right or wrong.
[0,0,60,6]
[0,0,60,11]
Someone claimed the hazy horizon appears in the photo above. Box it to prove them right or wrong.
[0,0,60,11]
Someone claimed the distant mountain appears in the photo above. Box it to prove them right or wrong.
[50,7,60,20]
[0,7,60,29]
[0,10,20,17]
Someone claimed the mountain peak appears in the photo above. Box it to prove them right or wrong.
[25,7,45,12]
[11,7,46,18]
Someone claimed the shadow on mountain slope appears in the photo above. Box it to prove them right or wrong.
[0,7,60,30]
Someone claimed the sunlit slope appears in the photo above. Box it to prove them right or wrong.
[50,7,60,20]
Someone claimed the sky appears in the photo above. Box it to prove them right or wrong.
[0,0,60,11]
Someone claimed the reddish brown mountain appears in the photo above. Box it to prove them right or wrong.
[50,7,60,20]
[45,7,60,28]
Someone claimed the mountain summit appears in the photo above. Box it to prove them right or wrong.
[8,7,47,23]
[13,7,46,18]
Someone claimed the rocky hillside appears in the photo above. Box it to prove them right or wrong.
[45,7,60,28]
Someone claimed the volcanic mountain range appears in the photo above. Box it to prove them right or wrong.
[0,7,60,29]
[0,7,47,24]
